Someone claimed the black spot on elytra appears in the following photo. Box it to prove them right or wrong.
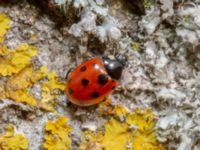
[80,66,87,72]
[81,78,89,87]
[98,74,108,85]
[91,91,100,98]
[68,88,73,95]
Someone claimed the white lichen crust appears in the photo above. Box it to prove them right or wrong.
[52,0,122,43]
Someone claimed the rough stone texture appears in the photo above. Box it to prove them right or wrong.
[1,0,200,150]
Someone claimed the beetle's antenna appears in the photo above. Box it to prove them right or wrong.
[115,53,127,67]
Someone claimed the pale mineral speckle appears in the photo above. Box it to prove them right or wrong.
[176,28,199,44]
[108,26,122,41]
[68,1,122,42]
[29,83,42,100]
[54,0,68,5]
[177,134,193,150]
[140,6,161,35]
[16,114,49,150]
[159,0,174,19]
[81,122,97,131]
[156,113,178,130]
[73,0,88,8]
[156,88,186,102]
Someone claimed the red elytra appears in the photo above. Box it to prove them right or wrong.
[66,57,118,106]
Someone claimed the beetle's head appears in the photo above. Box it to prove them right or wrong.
[102,53,127,80]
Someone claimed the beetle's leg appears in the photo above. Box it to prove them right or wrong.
[65,68,74,80]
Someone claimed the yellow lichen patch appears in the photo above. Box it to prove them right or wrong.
[43,71,65,91]
[127,109,165,150]
[131,41,139,51]
[0,62,64,110]
[143,0,151,8]
[127,109,155,132]
[102,118,133,150]
[113,105,128,119]
[97,100,128,119]
[0,13,10,44]
[0,81,6,99]
[6,66,47,90]
[80,118,133,150]
[80,108,165,150]
[97,99,115,115]
[0,14,64,111]
[39,90,57,111]
[43,116,72,150]
[8,90,37,106]
[0,87,6,99]
[40,71,65,111]
[2,66,48,106]
[80,131,104,150]
[0,124,28,150]
[0,43,37,76]
[132,130,165,150]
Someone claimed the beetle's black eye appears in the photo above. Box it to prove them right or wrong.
[102,57,123,80]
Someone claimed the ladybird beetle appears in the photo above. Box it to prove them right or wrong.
[66,54,126,106]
